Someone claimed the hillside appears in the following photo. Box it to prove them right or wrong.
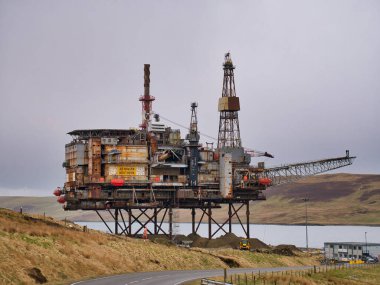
[0,173,379,225]
[251,173,380,225]
[0,209,318,284]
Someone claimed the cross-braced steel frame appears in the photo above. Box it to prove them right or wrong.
[94,201,252,240]
[95,207,174,238]
[262,155,355,185]
[190,202,250,239]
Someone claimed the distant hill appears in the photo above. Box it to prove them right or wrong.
[0,173,379,225]
[250,173,380,225]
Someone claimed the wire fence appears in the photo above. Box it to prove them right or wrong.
[206,263,379,285]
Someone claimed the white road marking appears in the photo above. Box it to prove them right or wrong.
[173,276,200,285]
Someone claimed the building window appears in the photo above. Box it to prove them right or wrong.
[339,245,342,249]
[354,246,357,250]
[359,246,362,250]
[330,245,333,248]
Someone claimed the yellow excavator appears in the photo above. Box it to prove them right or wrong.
[239,239,251,250]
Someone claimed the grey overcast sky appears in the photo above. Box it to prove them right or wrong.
[0,0,379,196]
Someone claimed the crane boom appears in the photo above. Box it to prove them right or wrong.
[260,152,356,186]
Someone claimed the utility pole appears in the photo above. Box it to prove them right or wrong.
[303,198,309,251]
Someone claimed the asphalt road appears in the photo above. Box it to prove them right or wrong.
[71,266,314,285]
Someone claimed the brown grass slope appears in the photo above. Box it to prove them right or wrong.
[251,173,380,225]
[0,209,319,285]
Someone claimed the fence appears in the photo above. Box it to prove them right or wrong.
[203,263,379,285]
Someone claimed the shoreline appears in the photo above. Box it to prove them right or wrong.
[72,220,380,227]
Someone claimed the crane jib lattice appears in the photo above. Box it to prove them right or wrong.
[262,155,356,186]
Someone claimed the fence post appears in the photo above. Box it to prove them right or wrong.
[224,268,227,283]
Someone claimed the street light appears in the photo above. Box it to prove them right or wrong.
[303,198,309,250]
[365,231,368,255]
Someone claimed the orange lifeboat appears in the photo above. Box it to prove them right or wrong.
[111,178,124,187]
[258,178,272,186]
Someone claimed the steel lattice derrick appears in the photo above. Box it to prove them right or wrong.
[261,155,356,186]
[217,53,242,149]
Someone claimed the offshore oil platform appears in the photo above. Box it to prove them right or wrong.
[54,54,355,239]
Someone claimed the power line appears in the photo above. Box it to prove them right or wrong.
[156,113,218,141]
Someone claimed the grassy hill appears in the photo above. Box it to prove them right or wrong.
[250,173,380,225]
[0,209,318,284]
[0,173,379,225]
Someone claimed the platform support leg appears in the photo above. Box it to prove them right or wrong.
[154,208,158,235]
[128,209,132,236]
[228,203,232,233]
[246,202,250,239]
[191,208,196,234]
[115,209,119,235]
[169,206,173,239]
[208,203,212,240]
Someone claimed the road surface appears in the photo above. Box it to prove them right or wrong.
[71,266,313,285]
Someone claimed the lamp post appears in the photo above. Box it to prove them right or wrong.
[365,231,368,255]
[303,198,309,250]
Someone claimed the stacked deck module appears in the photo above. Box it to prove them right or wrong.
[60,125,266,211]
[57,59,268,211]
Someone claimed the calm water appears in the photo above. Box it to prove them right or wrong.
[76,221,380,248]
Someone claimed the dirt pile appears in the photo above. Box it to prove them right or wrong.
[271,244,300,256]
[177,233,269,249]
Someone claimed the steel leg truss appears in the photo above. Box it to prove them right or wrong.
[190,202,251,239]
[95,207,173,238]
[95,202,252,240]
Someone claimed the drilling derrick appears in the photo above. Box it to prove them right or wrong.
[217,53,250,198]
[139,64,155,129]
[217,53,242,149]
[186,102,200,187]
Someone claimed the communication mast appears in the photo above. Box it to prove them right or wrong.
[139,64,155,129]
[217,53,242,149]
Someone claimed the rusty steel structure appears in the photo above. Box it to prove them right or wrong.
[217,53,241,149]
[55,54,356,239]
